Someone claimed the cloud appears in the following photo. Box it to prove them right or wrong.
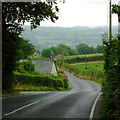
[39,0,119,27]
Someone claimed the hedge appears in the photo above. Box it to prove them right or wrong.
[56,54,103,65]
[14,72,68,88]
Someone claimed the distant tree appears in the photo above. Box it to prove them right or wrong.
[41,44,77,58]
[95,45,104,53]
[89,46,95,54]
[2,2,60,90]
[68,49,77,55]
[41,48,52,58]
[57,44,77,55]
[58,44,71,50]
[76,43,91,55]
[51,46,62,56]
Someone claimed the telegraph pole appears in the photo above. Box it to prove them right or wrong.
[109,0,112,43]
[85,54,87,69]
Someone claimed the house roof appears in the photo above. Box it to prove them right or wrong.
[32,59,53,74]
[20,59,57,76]
[54,54,63,60]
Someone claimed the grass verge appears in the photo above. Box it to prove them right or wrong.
[14,83,71,91]
[2,83,71,98]
[2,89,20,98]
[63,62,105,85]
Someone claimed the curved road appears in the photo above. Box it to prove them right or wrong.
[2,72,101,118]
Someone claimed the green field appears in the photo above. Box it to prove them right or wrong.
[56,53,104,66]
[65,53,103,59]
[63,61,105,85]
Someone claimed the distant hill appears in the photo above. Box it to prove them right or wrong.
[21,25,118,52]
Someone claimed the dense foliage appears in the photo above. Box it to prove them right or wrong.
[17,61,35,74]
[2,2,59,91]
[100,5,120,119]
[101,34,120,119]
[14,72,68,89]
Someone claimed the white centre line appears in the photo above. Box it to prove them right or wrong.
[4,92,64,117]
[4,100,40,116]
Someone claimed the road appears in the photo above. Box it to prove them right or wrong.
[2,72,101,119]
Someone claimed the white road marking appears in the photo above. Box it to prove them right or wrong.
[89,92,102,120]
[4,92,65,117]
[4,100,40,116]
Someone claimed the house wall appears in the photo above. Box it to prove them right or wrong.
[51,62,57,76]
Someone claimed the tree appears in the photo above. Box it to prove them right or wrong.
[19,38,36,59]
[95,45,104,53]
[76,43,91,55]
[112,4,120,22]
[2,2,60,90]
[41,48,52,58]
[100,5,120,119]
[41,44,77,58]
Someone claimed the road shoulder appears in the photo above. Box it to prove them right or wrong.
[93,93,103,119]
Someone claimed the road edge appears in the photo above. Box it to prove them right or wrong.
[89,92,103,120]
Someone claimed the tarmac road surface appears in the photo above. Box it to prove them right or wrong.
[2,71,101,119]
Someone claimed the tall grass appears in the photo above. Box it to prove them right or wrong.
[63,62,105,85]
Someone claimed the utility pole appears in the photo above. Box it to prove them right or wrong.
[109,0,112,43]
[85,54,87,69]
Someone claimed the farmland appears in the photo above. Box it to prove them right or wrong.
[63,61,104,85]
[65,53,103,59]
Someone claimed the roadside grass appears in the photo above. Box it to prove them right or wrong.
[2,83,71,98]
[2,89,20,98]
[63,62,105,85]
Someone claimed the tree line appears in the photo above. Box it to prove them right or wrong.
[41,43,103,58]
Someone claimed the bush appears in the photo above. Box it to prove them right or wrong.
[14,72,68,88]
[17,60,35,73]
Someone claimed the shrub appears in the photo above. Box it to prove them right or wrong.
[57,70,64,74]
[14,72,68,88]
[17,60,35,73]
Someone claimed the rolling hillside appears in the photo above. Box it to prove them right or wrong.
[21,25,118,51]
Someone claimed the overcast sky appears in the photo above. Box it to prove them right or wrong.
[38,0,119,27]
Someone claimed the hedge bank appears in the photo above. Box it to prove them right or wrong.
[14,72,68,88]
